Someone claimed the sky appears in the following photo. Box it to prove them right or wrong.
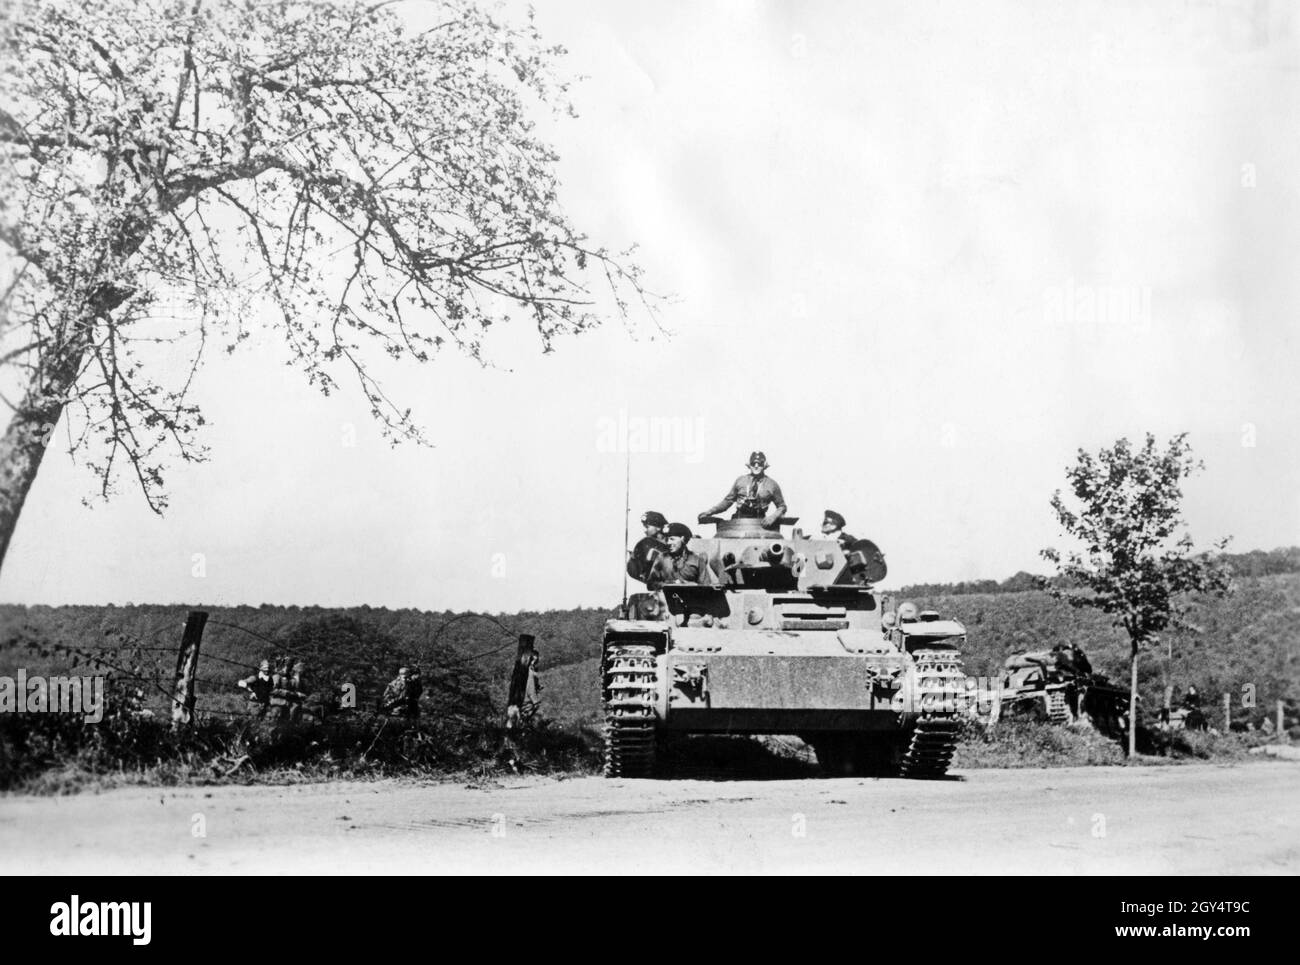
[3,0,1298,612]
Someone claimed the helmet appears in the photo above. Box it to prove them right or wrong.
[747,451,769,469]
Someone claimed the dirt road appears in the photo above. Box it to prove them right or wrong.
[2,761,1296,874]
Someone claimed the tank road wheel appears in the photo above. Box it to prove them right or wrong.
[1045,690,1073,725]
[602,643,660,778]
[1030,694,1052,723]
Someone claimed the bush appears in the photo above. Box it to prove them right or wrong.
[953,718,1127,769]
[0,682,601,793]
[1140,726,1266,761]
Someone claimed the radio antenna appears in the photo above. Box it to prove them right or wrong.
[621,448,631,617]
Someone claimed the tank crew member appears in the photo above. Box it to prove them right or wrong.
[1051,642,1092,677]
[820,510,856,546]
[627,510,669,584]
[700,451,787,527]
[648,523,716,589]
[237,660,275,717]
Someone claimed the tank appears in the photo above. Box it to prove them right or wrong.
[991,645,1130,739]
[601,515,968,778]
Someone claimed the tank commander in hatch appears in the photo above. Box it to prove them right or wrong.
[1051,642,1092,678]
[627,510,669,584]
[820,509,856,547]
[647,523,716,590]
[700,451,787,527]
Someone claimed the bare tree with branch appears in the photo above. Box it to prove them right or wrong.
[0,0,659,570]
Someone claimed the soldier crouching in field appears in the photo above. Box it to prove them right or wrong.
[267,657,296,722]
[380,666,422,720]
[237,660,274,718]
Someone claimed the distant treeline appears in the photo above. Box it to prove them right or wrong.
[892,547,1300,598]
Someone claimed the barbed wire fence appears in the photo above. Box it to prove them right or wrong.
[8,608,564,743]
[17,608,533,727]
[14,606,1293,743]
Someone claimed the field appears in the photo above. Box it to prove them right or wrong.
[1,573,1296,790]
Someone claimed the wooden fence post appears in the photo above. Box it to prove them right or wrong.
[506,634,537,720]
[1223,692,1231,733]
[1279,700,1286,741]
[172,610,208,726]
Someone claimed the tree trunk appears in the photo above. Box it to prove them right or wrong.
[0,362,81,572]
[1163,635,1173,720]
[1129,639,1139,758]
[507,633,537,712]
[0,374,73,569]
[172,610,208,727]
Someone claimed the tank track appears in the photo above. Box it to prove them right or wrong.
[900,648,966,778]
[1045,689,1073,724]
[601,643,659,777]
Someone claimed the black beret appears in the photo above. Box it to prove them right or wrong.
[641,511,668,528]
[823,509,846,528]
[665,522,693,540]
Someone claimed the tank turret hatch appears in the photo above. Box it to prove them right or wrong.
[834,538,888,585]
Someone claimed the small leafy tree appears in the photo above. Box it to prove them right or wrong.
[0,0,659,571]
[1041,433,1231,756]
